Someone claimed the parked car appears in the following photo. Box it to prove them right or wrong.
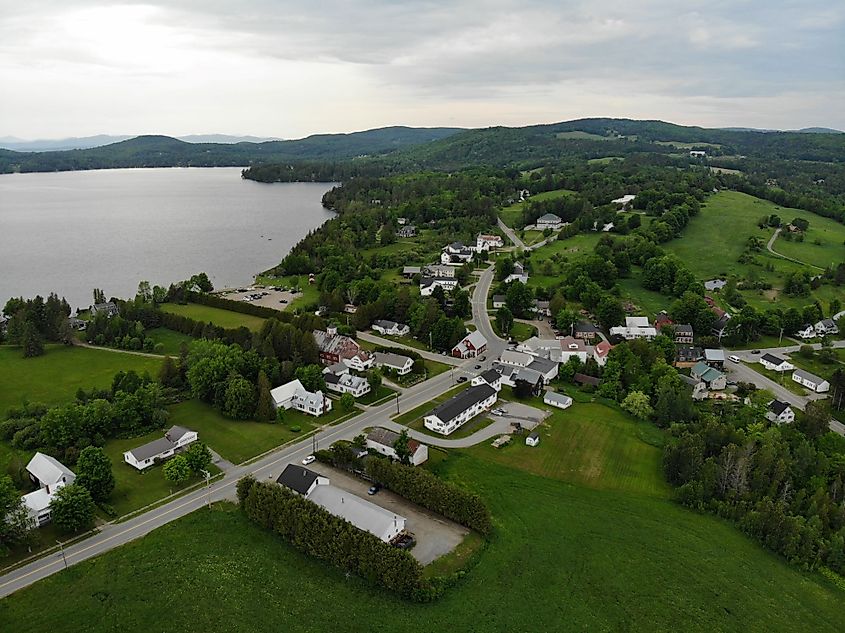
[457,376,468,383]
[479,356,486,361]
[751,349,761,354]
[474,364,482,369]
[301,455,316,466]
[491,408,506,416]
[729,354,740,363]
[279,299,288,304]
[367,484,381,496]
[393,533,416,550]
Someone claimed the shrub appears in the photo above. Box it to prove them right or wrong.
[289,425,301,433]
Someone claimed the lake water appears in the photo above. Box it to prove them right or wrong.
[0,168,335,311]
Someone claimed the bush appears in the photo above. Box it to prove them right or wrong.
[289,425,301,433]
[364,458,492,536]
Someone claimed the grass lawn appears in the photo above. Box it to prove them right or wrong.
[530,232,602,266]
[498,187,576,228]
[408,414,496,440]
[356,385,397,406]
[615,276,669,317]
[742,362,808,396]
[788,350,845,383]
[728,335,796,350]
[509,322,537,342]
[0,345,162,416]
[144,328,192,356]
[587,156,624,164]
[555,130,614,141]
[103,432,220,517]
[376,333,431,352]
[5,458,844,632]
[160,303,266,331]
[392,383,468,426]
[167,400,356,465]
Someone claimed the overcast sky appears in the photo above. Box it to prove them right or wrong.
[1,0,842,139]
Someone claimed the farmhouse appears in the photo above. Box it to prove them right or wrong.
[452,330,488,359]
[533,300,551,317]
[815,319,839,336]
[366,427,429,466]
[543,391,573,410]
[535,213,562,229]
[314,326,373,371]
[765,400,795,425]
[704,279,727,292]
[475,233,504,251]
[373,352,414,376]
[472,368,504,391]
[324,373,371,397]
[792,369,830,393]
[673,324,694,344]
[123,426,198,471]
[796,324,816,340]
[308,484,406,543]
[271,379,333,416]
[276,464,329,496]
[372,320,410,337]
[611,194,636,210]
[691,361,727,390]
[424,384,497,435]
[759,354,794,373]
[610,316,657,340]
[504,261,530,285]
[22,453,76,526]
[525,432,540,447]
[573,322,600,340]
[440,242,474,265]
[419,276,458,296]
[90,301,119,318]
[689,150,707,158]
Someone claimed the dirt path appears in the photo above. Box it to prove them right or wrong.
[73,340,163,359]
[766,228,824,270]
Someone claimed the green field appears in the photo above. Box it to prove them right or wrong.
[742,362,807,396]
[664,191,845,311]
[0,345,162,416]
[498,188,575,228]
[587,156,624,164]
[407,413,496,440]
[4,451,843,632]
[392,383,468,426]
[167,400,355,465]
[160,303,267,331]
[555,130,615,141]
[356,385,397,405]
[144,328,193,355]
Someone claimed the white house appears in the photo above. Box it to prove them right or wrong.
[372,320,410,337]
[504,262,529,285]
[276,464,330,496]
[271,379,333,416]
[498,350,558,383]
[475,233,504,251]
[440,242,474,265]
[525,432,541,447]
[680,374,709,401]
[492,295,507,309]
[555,336,591,363]
[424,384,497,435]
[423,264,456,279]
[90,301,119,318]
[495,364,545,392]
[307,484,406,543]
[499,349,534,368]
[689,150,707,158]
[366,427,429,466]
[472,368,504,391]
[535,213,562,229]
[792,368,830,393]
[21,453,76,526]
[420,276,458,296]
[796,324,816,340]
[373,352,414,376]
[593,340,613,367]
[610,316,657,340]
[543,391,573,410]
[815,318,839,336]
[765,400,795,425]
[452,330,488,359]
[759,353,794,373]
[123,426,198,471]
[611,194,636,210]
[324,372,371,397]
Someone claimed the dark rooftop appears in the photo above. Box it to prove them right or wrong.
[429,384,496,424]
[276,464,321,495]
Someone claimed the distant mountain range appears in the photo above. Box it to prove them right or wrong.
[0,134,285,152]
[719,127,843,134]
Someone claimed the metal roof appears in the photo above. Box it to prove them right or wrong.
[276,464,321,495]
[429,384,496,424]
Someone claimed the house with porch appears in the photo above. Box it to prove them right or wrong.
[452,331,488,359]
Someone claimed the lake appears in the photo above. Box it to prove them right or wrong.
[0,168,335,311]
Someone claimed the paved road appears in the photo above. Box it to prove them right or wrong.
[497,217,525,249]
[357,332,463,366]
[765,228,824,270]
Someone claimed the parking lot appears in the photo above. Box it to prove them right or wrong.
[488,400,548,432]
[215,285,301,309]
[307,462,470,565]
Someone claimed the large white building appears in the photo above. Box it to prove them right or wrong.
[271,379,333,416]
[372,320,410,337]
[610,316,657,340]
[759,354,794,373]
[440,242,474,265]
[424,384,497,435]
[323,372,371,397]
[21,453,76,527]
[475,233,504,251]
[420,276,458,296]
[792,368,830,393]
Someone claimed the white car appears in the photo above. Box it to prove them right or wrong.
[729,355,740,364]
[301,455,316,466]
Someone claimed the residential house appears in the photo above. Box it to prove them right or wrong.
[504,261,529,285]
[343,304,357,314]
[402,265,421,278]
[704,349,726,368]
[689,150,707,158]
[765,400,795,425]
[270,379,333,416]
[313,326,373,371]
[611,194,636,210]
[452,331,488,359]
[307,484,406,543]
[679,374,709,401]
[691,361,727,390]
[322,362,349,377]
[90,301,119,318]
[440,242,474,265]
[712,313,732,340]
[535,213,563,229]
[276,464,329,496]
[492,295,507,309]
[574,322,600,341]
[675,345,703,368]
[609,316,657,340]
[324,373,371,398]
[396,225,416,238]
[525,432,541,447]
[419,276,458,296]
[593,340,613,367]
[499,349,535,368]
[472,368,504,391]
[704,279,727,292]
[517,336,592,365]
[475,233,504,251]
[373,352,414,376]
[759,354,794,373]
[366,427,429,466]
[423,384,498,435]
[673,324,694,344]
[792,369,830,393]
[22,453,76,526]
[533,300,551,317]
[67,317,87,331]
[123,426,198,470]
[372,320,410,337]
[423,264,455,279]
[815,319,839,336]
[396,217,407,225]
[654,311,673,331]
[495,365,545,393]
[543,391,573,410]
[796,324,816,340]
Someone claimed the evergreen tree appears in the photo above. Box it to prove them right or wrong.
[254,370,275,422]
[158,355,180,388]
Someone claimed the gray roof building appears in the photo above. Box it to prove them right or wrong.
[276,464,323,495]
[429,384,496,425]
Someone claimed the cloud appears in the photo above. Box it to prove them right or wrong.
[0,0,842,137]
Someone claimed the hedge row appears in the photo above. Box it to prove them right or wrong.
[237,476,439,600]
[365,459,493,536]
[186,291,293,322]
[158,311,253,349]
[372,344,423,362]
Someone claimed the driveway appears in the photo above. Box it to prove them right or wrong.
[307,463,469,565]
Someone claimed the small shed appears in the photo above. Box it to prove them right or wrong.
[525,432,540,447]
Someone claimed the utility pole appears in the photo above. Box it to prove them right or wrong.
[395,393,400,415]
[203,470,211,507]
[779,327,784,344]
[56,540,68,570]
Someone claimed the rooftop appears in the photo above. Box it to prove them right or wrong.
[307,485,406,541]
[429,384,496,424]
[276,464,322,495]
